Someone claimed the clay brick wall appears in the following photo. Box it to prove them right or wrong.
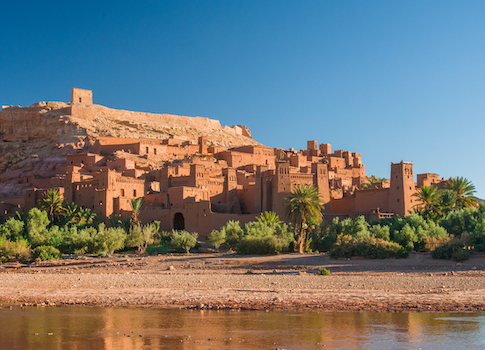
[71,88,93,104]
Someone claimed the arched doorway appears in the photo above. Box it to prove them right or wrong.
[173,212,185,230]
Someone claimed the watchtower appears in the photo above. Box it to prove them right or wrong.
[71,88,93,104]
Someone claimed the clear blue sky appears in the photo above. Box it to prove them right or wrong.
[2,1,485,197]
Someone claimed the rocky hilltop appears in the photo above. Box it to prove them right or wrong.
[0,91,257,197]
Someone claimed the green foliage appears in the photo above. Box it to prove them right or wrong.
[369,224,390,241]
[126,223,157,253]
[431,241,469,261]
[440,204,485,237]
[256,211,282,227]
[94,224,127,254]
[207,229,226,249]
[32,245,61,261]
[395,247,410,259]
[223,221,245,248]
[284,184,324,253]
[0,217,25,241]
[170,230,198,253]
[318,267,330,275]
[329,235,402,259]
[309,219,335,252]
[130,198,144,226]
[37,189,64,224]
[146,244,170,255]
[216,219,294,255]
[444,176,478,209]
[0,238,31,263]
[26,208,50,247]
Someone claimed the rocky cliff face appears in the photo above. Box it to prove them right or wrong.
[0,100,258,197]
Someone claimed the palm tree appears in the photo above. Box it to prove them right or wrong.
[444,177,478,209]
[256,211,281,227]
[130,198,144,226]
[61,202,79,224]
[437,189,457,216]
[37,189,64,223]
[362,176,387,190]
[75,207,97,226]
[412,186,440,221]
[284,184,324,253]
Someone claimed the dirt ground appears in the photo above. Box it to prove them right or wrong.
[1,252,485,312]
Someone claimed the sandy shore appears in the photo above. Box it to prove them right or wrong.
[1,252,485,312]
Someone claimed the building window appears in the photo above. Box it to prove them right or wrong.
[397,199,400,202]
[154,148,157,155]
[121,189,125,197]
[397,186,399,190]
[133,189,137,197]
[79,97,82,102]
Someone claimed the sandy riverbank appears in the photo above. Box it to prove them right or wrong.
[1,252,485,312]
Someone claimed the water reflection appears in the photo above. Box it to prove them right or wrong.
[0,305,484,349]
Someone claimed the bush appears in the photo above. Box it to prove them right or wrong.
[318,267,330,275]
[126,224,157,253]
[94,224,127,254]
[0,217,25,241]
[146,244,170,255]
[215,219,294,255]
[431,240,469,261]
[207,229,226,249]
[369,224,390,241]
[424,236,450,251]
[310,220,336,252]
[395,247,410,259]
[329,235,402,259]
[170,230,198,253]
[32,245,61,261]
[0,238,31,263]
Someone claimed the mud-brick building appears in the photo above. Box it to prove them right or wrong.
[3,88,450,237]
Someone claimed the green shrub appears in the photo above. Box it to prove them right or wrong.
[318,267,330,275]
[146,244,170,255]
[126,224,157,253]
[451,248,470,262]
[93,224,127,254]
[207,229,226,249]
[369,224,390,241]
[26,208,50,247]
[395,247,410,259]
[0,239,31,263]
[170,230,198,253]
[0,217,25,241]
[216,219,294,255]
[329,235,402,259]
[32,245,61,261]
[431,241,469,261]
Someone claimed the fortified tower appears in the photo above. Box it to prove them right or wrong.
[388,161,415,216]
[273,161,291,219]
[71,88,93,104]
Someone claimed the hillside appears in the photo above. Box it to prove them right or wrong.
[0,98,258,197]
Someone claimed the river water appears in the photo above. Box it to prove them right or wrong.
[0,305,484,349]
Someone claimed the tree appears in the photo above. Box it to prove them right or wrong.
[362,176,388,190]
[130,198,144,226]
[444,177,478,209]
[75,207,97,226]
[61,202,79,224]
[256,211,282,227]
[37,189,63,224]
[412,186,440,221]
[284,184,324,253]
